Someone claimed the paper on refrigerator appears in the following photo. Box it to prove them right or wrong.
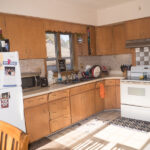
[0,52,21,88]
[0,86,26,132]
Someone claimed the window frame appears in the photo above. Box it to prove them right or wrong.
[46,32,74,72]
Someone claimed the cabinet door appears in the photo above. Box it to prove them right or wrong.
[104,80,116,109]
[115,80,120,109]
[49,98,70,119]
[24,104,50,142]
[84,89,95,117]
[71,89,95,124]
[95,86,104,113]
[113,24,130,54]
[26,18,46,59]
[0,14,6,36]
[70,93,85,123]
[126,18,150,40]
[96,26,113,55]
[104,85,116,109]
[50,115,71,133]
[125,19,141,40]
[140,17,150,39]
[5,15,28,59]
[5,15,46,59]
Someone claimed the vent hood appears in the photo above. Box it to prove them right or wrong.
[126,39,150,48]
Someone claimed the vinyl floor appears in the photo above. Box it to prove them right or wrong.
[29,110,150,150]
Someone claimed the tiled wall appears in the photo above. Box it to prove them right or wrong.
[20,59,46,77]
[135,47,150,65]
[78,54,132,74]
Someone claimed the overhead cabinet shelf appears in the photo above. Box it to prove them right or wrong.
[126,17,150,40]
[3,14,46,59]
[96,23,130,55]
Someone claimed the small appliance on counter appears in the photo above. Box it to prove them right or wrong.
[21,72,49,91]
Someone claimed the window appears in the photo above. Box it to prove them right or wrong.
[46,32,73,72]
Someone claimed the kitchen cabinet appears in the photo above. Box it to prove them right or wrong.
[126,17,150,40]
[70,83,95,123]
[113,24,130,54]
[104,79,120,109]
[24,94,49,143]
[95,81,104,113]
[96,26,113,55]
[75,34,88,56]
[0,14,6,36]
[115,80,121,109]
[48,89,71,133]
[96,24,130,55]
[4,14,46,59]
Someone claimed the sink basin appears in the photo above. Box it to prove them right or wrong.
[58,77,99,85]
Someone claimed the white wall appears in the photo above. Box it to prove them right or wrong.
[0,0,97,25]
[97,0,150,26]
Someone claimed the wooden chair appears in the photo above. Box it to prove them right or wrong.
[0,121,29,150]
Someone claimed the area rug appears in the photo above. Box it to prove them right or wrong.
[110,117,150,132]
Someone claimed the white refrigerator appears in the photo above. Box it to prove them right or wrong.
[0,52,26,132]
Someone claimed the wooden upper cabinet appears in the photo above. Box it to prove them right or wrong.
[5,14,46,59]
[113,24,130,54]
[126,17,150,40]
[0,14,6,36]
[96,26,113,55]
[5,15,27,59]
[74,34,88,56]
[125,19,141,40]
[140,17,150,39]
[96,23,130,55]
[26,18,46,59]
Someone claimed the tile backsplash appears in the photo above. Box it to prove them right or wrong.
[78,54,132,73]
[135,47,150,65]
[20,59,45,77]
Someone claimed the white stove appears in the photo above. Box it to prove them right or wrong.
[121,66,150,122]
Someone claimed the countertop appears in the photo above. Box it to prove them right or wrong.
[23,75,124,99]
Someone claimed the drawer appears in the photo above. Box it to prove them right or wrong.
[105,80,116,86]
[48,89,69,102]
[115,80,120,85]
[95,81,104,89]
[70,83,95,96]
[24,94,48,109]
[49,98,70,119]
[50,115,71,132]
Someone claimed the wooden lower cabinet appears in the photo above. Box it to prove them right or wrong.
[50,115,71,132]
[24,103,50,142]
[115,80,121,109]
[95,82,104,113]
[48,90,71,133]
[104,79,120,109]
[71,89,95,124]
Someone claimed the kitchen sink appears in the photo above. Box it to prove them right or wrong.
[58,77,99,85]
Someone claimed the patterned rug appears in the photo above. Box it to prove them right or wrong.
[110,117,150,132]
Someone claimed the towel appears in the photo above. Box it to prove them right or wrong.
[100,83,105,99]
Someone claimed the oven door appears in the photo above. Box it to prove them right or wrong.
[121,81,150,107]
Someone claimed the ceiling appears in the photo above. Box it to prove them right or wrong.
[60,0,136,9]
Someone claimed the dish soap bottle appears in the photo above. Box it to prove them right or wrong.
[58,72,62,82]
